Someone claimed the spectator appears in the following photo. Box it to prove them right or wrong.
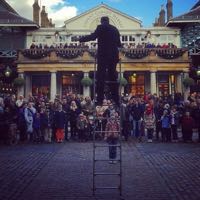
[181,111,194,142]
[33,112,41,143]
[130,98,144,138]
[24,102,36,142]
[40,108,49,142]
[54,104,66,143]
[161,110,171,142]
[104,112,120,164]
[144,105,156,143]
[76,113,88,142]
[69,100,80,140]
[170,106,180,142]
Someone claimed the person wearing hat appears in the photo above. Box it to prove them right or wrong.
[76,113,89,142]
[144,105,156,143]
[79,16,121,106]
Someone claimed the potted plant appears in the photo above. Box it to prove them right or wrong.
[182,77,195,88]
[13,77,25,87]
[118,77,128,86]
[81,77,93,86]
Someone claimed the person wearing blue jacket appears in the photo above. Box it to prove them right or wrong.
[161,110,171,142]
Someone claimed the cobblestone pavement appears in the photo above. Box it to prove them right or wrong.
[0,141,200,200]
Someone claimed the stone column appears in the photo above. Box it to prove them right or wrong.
[183,71,190,101]
[176,73,183,93]
[17,73,25,98]
[83,72,90,97]
[150,71,157,95]
[50,71,57,101]
[25,74,32,99]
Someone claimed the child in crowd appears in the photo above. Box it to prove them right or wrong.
[144,106,156,143]
[104,112,120,164]
[161,109,171,142]
[76,113,88,142]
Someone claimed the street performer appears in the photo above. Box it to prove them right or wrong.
[79,16,121,106]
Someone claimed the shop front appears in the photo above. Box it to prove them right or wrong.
[61,72,83,96]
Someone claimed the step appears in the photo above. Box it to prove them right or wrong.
[94,144,121,148]
[94,186,120,190]
[94,172,120,176]
[94,159,121,162]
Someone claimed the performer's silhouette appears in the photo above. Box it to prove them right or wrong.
[79,16,121,105]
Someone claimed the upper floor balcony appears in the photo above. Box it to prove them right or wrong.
[17,47,189,64]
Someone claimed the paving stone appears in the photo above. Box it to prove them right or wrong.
[0,141,200,200]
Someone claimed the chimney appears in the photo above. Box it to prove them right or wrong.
[159,5,166,26]
[41,6,47,27]
[154,17,159,27]
[33,0,40,25]
[45,13,50,27]
[166,0,173,21]
[49,18,55,27]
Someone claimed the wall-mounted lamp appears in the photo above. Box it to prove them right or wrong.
[4,66,12,77]
[197,66,200,76]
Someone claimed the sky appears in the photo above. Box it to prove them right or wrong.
[7,0,198,27]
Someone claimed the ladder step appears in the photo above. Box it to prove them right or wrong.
[94,144,121,148]
[94,159,120,162]
[94,131,120,133]
[94,172,120,176]
[95,186,119,190]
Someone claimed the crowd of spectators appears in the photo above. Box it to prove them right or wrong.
[122,42,177,49]
[29,42,177,50]
[0,91,200,145]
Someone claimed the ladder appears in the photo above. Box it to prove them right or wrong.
[92,57,123,197]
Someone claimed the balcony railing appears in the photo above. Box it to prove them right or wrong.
[0,50,17,58]
[18,47,188,62]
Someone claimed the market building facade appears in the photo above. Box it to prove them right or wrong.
[0,0,38,95]
[167,0,200,92]
[16,1,190,100]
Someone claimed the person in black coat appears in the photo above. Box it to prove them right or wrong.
[54,104,66,143]
[79,16,121,105]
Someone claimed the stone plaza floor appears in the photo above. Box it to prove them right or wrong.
[0,140,200,200]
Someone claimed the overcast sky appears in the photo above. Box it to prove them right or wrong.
[7,0,198,27]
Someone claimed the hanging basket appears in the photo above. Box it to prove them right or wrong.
[13,77,25,87]
[118,77,128,86]
[182,77,195,88]
[81,77,93,86]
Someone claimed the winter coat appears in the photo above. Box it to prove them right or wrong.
[144,112,156,129]
[131,104,144,121]
[105,118,120,139]
[40,112,48,129]
[54,111,66,129]
[161,114,171,129]
[24,107,35,133]
[33,116,40,130]
[170,111,180,126]
[69,108,80,123]
[79,22,121,62]
[76,117,88,130]
[181,116,194,133]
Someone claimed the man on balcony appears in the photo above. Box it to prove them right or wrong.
[79,16,121,106]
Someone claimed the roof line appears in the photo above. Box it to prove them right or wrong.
[64,3,142,25]
[1,0,18,14]
[168,6,200,22]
